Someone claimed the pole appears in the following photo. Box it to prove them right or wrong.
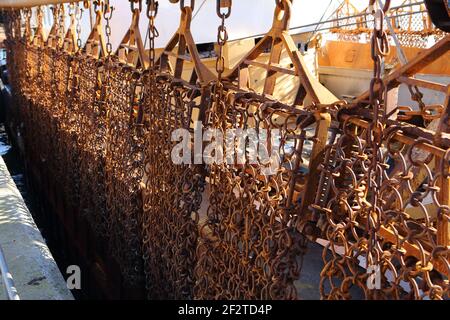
[0,0,74,9]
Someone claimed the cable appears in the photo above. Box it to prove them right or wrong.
[192,0,207,20]
[306,0,335,45]
[144,21,149,48]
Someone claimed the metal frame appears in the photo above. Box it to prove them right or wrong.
[115,8,148,69]
[225,0,337,105]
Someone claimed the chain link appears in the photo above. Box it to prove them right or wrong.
[141,0,206,299]
[310,0,450,300]
[147,0,159,70]
[2,0,449,300]
[75,3,84,51]
[104,0,114,56]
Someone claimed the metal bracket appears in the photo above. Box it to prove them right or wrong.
[116,8,148,69]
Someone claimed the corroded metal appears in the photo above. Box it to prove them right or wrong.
[102,3,146,285]
[195,0,318,300]
[141,1,209,299]
[309,1,450,300]
[2,0,449,301]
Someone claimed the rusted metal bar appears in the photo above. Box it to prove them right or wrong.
[225,0,337,105]
[341,115,446,157]
[398,76,448,93]
[353,34,450,106]
[344,107,450,148]
[299,111,331,222]
[0,0,74,8]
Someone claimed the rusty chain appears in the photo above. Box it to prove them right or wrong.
[141,0,207,300]
[76,2,109,238]
[100,0,147,286]
[2,0,448,300]
[310,0,450,300]
[194,0,310,300]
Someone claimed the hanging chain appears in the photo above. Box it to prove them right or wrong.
[207,0,231,128]
[215,0,231,81]
[128,0,145,124]
[58,5,65,42]
[104,0,114,56]
[75,3,84,51]
[311,0,448,300]
[147,0,159,70]
[366,0,391,297]
[4,0,449,300]
[141,0,208,298]
[100,0,147,285]
[146,0,159,124]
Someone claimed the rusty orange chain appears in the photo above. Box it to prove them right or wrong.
[310,0,450,300]
[141,0,207,299]
[2,0,449,300]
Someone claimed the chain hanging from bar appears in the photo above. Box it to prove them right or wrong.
[38,4,63,198]
[18,5,57,205]
[3,9,25,134]
[103,0,146,286]
[25,7,45,173]
[60,3,84,223]
[194,0,317,300]
[76,0,110,238]
[3,9,21,95]
[49,3,76,202]
[141,0,213,299]
[2,0,448,301]
[311,0,450,300]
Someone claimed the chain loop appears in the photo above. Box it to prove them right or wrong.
[130,0,143,12]
[217,0,232,18]
[180,0,195,10]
